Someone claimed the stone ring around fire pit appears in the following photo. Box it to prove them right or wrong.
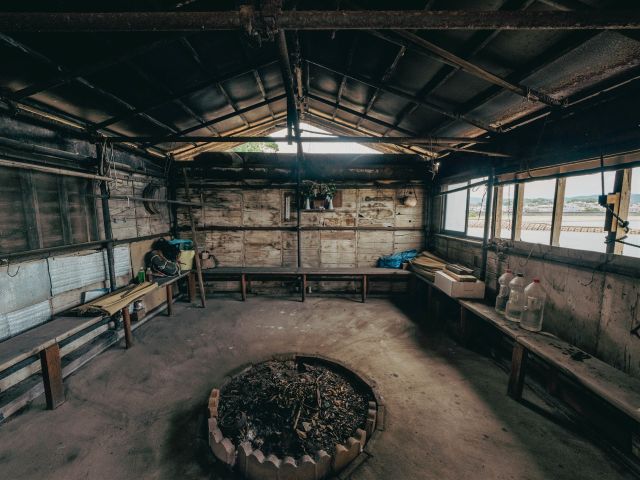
[206,353,384,480]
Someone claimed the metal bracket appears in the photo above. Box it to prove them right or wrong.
[240,1,283,44]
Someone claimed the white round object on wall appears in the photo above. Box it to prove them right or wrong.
[403,196,418,207]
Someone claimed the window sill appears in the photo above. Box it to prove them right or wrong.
[434,233,483,246]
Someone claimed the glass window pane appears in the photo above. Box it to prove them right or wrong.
[520,179,556,245]
[467,182,488,238]
[559,171,615,253]
[444,189,467,232]
[498,184,516,239]
[626,168,640,258]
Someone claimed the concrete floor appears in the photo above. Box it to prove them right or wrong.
[0,295,634,480]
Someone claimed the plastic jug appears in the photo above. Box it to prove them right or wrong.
[521,278,546,332]
[495,269,514,314]
[505,273,527,322]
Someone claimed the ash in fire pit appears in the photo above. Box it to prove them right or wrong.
[206,354,381,479]
[219,360,370,457]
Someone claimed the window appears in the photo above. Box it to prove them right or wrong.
[442,178,488,236]
[626,168,640,258]
[443,182,468,233]
[520,179,556,245]
[467,182,488,238]
[496,183,515,239]
[558,171,615,253]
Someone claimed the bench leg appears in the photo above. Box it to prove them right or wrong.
[166,284,174,316]
[188,272,196,303]
[122,306,133,348]
[459,306,472,347]
[301,274,307,302]
[426,284,433,322]
[40,344,65,410]
[508,343,528,400]
[241,274,247,301]
[362,275,368,303]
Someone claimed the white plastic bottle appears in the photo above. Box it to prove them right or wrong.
[521,278,546,332]
[505,273,527,323]
[495,269,514,314]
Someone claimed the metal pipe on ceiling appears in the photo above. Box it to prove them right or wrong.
[0,158,113,181]
[0,10,638,31]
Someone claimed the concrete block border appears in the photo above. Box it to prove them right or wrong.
[206,352,384,479]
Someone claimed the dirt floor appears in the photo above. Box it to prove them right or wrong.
[0,295,635,479]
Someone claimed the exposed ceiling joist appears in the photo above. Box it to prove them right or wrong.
[1,10,639,31]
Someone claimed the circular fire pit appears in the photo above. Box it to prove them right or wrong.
[206,354,382,479]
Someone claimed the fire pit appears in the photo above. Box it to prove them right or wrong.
[206,354,382,479]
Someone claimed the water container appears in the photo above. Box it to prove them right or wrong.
[494,269,514,314]
[505,274,527,322]
[521,278,546,332]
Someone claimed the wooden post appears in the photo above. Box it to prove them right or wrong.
[493,186,503,239]
[606,169,632,255]
[166,284,174,316]
[97,144,117,292]
[507,343,528,400]
[301,274,307,302]
[181,168,207,308]
[512,183,524,242]
[550,178,566,246]
[40,344,65,409]
[362,275,368,303]
[188,271,196,303]
[459,305,472,347]
[121,306,133,348]
[241,274,247,301]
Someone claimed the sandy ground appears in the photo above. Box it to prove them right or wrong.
[0,295,634,480]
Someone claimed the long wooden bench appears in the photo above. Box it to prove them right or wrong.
[0,315,103,411]
[415,274,640,431]
[202,267,412,302]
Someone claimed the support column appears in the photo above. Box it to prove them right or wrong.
[188,271,196,303]
[97,144,117,292]
[277,30,303,270]
[40,344,65,409]
[121,306,133,348]
[508,343,528,400]
[166,284,174,316]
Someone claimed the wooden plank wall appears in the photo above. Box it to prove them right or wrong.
[176,184,425,292]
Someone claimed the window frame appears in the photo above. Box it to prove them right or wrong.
[441,179,488,237]
[493,167,635,256]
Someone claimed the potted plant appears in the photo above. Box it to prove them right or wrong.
[300,181,317,210]
[319,183,337,210]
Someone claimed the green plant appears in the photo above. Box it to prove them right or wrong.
[319,183,337,198]
[300,181,318,199]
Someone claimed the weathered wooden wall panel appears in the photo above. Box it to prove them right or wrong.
[177,184,426,292]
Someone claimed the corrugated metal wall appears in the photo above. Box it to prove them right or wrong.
[0,245,131,341]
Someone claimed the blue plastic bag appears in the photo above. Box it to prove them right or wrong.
[377,249,418,269]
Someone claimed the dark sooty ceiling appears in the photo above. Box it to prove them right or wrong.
[0,0,639,164]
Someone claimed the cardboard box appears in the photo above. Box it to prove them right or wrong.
[434,271,485,299]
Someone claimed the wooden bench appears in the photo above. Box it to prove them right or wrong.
[0,315,103,411]
[155,270,196,317]
[202,267,412,302]
[414,274,640,431]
